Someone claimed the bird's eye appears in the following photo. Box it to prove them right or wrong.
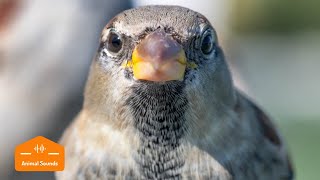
[200,30,215,55]
[107,31,123,53]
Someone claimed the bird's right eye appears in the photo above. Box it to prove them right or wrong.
[106,31,123,53]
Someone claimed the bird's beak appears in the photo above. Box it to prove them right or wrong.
[127,30,187,82]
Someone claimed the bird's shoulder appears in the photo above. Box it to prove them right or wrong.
[56,110,140,179]
[234,91,294,179]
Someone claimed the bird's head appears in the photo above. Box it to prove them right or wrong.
[84,6,236,126]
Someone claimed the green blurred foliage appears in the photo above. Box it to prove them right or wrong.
[232,0,320,34]
[279,120,320,180]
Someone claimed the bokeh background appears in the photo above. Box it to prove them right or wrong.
[0,0,319,179]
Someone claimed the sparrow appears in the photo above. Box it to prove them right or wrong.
[56,5,294,180]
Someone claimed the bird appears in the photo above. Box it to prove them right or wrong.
[56,5,294,180]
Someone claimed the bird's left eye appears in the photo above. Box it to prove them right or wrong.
[200,30,215,55]
[107,31,123,53]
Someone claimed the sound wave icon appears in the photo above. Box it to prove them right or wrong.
[34,144,46,153]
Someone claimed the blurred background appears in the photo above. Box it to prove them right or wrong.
[0,0,319,179]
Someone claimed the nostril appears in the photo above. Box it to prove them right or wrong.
[131,29,187,82]
[137,30,181,62]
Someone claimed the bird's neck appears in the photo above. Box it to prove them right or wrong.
[125,81,188,179]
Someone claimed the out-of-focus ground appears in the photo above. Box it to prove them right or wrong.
[0,0,319,180]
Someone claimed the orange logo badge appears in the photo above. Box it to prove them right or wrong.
[15,136,64,171]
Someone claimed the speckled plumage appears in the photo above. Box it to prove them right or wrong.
[56,5,293,180]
